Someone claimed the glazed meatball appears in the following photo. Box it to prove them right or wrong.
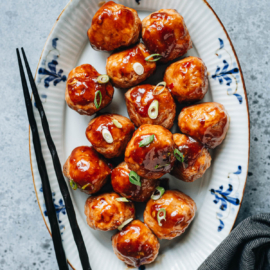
[144,190,196,240]
[170,134,211,182]
[85,114,135,159]
[142,9,192,63]
[125,84,176,129]
[112,220,160,267]
[178,102,230,149]
[106,43,156,89]
[65,64,114,116]
[87,1,141,51]
[84,192,135,231]
[63,146,112,194]
[111,162,159,202]
[164,56,209,103]
[125,124,176,180]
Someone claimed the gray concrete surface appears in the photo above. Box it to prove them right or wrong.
[0,0,269,269]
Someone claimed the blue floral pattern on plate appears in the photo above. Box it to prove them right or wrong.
[210,166,241,232]
[38,38,67,88]
[212,38,242,104]
[40,187,66,235]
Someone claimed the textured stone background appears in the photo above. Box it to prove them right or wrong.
[0,0,268,269]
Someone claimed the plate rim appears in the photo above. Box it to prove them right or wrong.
[28,0,250,269]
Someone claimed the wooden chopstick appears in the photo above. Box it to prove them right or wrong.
[18,48,91,270]
[17,49,69,270]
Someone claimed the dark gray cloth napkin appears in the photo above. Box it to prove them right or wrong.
[198,214,270,270]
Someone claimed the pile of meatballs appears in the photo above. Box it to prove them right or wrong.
[63,1,230,268]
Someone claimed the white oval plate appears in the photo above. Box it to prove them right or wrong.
[30,0,250,269]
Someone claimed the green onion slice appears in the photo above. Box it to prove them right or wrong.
[139,134,155,147]
[97,74,109,84]
[129,171,141,186]
[94,90,102,109]
[154,164,170,169]
[174,149,184,163]
[157,208,166,226]
[153,81,166,95]
[151,186,165,200]
[145,53,163,62]
[118,218,133,231]
[148,100,159,119]
[102,128,113,143]
[69,180,77,190]
[82,183,92,190]
[112,119,122,128]
[115,197,130,202]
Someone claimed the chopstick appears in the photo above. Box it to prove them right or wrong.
[17,49,69,270]
[17,48,91,270]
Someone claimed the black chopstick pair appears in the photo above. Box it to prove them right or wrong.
[17,48,91,270]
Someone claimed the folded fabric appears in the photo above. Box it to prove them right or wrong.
[198,214,270,270]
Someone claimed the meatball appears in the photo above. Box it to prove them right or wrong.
[111,162,159,202]
[125,84,176,129]
[85,114,135,159]
[84,192,135,231]
[144,190,196,240]
[164,56,209,103]
[125,124,176,180]
[112,220,160,267]
[106,43,156,89]
[178,102,230,149]
[65,64,114,116]
[63,146,112,194]
[142,9,192,63]
[87,1,141,51]
[170,134,211,182]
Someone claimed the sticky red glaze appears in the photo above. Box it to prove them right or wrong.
[170,61,201,96]
[150,203,185,229]
[130,85,172,117]
[114,45,149,77]
[69,146,111,189]
[67,65,109,106]
[130,134,173,172]
[111,162,158,202]
[177,136,203,168]
[111,166,140,197]
[178,102,229,148]
[114,220,158,267]
[86,115,115,143]
[164,57,208,103]
[91,197,119,224]
[85,114,135,153]
[88,1,139,51]
[144,12,178,59]
[142,9,191,63]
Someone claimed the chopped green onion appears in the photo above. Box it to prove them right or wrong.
[69,180,77,190]
[133,62,144,75]
[102,129,113,143]
[94,90,102,109]
[145,53,163,62]
[115,197,130,202]
[112,119,122,128]
[153,81,166,95]
[151,186,165,200]
[139,135,155,147]
[154,164,170,169]
[118,218,133,231]
[148,100,159,119]
[174,149,184,162]
[129,171,141,186]
[82,183,92,190]
[157,208,166,226]
[97,74,109,84]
